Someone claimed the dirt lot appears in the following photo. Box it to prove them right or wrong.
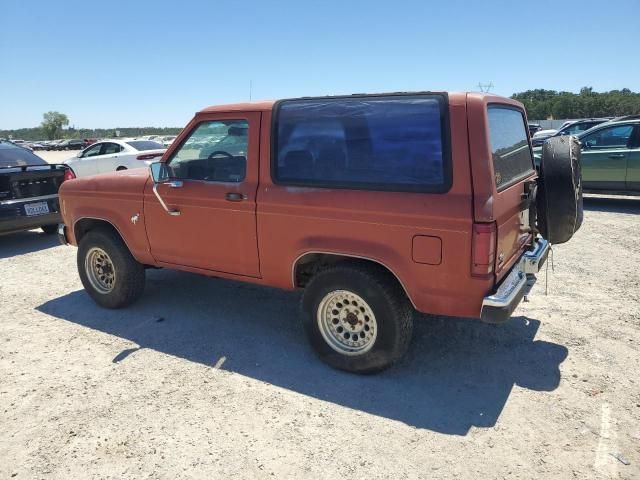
[1,192,639,479]
[35,150,78,165]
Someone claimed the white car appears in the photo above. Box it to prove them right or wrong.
[532,128,557,139]
[65,140,166,178]
[157,135,177,147]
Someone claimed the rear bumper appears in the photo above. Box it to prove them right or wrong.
[480,238,550,323]
[0,195,61,235]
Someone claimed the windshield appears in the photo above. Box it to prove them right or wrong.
[126,140,165,151]
[0,144,48,168]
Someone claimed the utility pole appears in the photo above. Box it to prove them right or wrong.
[478,81,494,93]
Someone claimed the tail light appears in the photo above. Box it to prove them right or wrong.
[63,167,76,182]
[137,152,164,161]
[472,222,497,276]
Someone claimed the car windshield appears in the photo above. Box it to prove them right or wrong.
[0,143,48,168]
[126,140,165,151]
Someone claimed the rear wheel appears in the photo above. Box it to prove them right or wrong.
[41,224,58,235]
[77,228,145,308]
[116,166,127,171]
[302,262,413,373]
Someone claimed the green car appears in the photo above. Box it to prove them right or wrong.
[533,119,640,194]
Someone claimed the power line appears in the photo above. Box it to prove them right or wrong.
[478,81,494,93]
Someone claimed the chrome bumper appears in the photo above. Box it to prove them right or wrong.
[480,238,550,323]
[57,223,68,246]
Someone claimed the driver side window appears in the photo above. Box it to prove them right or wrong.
[82,143,103,158]
[168,120,249,182]
[582,125,633,150]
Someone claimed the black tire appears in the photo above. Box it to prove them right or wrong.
[77,227,145,308]
[537,135,583,244]
[41,224,58,235]
[302,262,413,373]
[116,166,127,171]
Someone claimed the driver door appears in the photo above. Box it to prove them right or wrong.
[73,142,103,177]
[143,112,261,277]
[580,124,632,191]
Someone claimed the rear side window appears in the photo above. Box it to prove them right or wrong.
[487,106,534,190]
[126,140,164,151]
[274,95,450,192]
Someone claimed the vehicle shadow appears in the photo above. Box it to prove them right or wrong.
[583,195,640,214]
[0,230,60,259]
[37,269,568,435]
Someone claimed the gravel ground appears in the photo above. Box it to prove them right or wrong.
[1,181,639,478]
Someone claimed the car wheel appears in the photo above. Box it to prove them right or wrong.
[41,224,58,235]
[302,262,413,373]
[116,166,127,171]
[77,227,145,309]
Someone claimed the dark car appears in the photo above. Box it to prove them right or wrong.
[531,118,609,147]
[528,123,542,136]
[0,141,69,236]
[55,139,85,150]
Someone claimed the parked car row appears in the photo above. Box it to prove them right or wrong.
[533,116,640,194]
[531,118,611,147]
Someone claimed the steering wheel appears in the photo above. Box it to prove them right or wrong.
[207,150,234,160]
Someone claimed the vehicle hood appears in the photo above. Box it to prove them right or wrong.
[59,167,150,198]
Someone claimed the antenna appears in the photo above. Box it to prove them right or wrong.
[477,81,494,93]
[249,79,253,102]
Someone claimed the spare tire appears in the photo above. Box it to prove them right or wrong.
[536,135,583,244]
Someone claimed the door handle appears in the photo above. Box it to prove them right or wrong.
[225,192,247,202]
[608,154,625,159]
[152,184,181,216]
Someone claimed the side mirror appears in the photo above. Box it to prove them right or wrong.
[150,162,170,184]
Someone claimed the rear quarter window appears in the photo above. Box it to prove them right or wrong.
[273,94,450,192]
[487,106,534,190]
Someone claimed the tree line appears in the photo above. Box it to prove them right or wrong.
[512,87,640,120]
[3,88,640,141]
[1,111,181,141]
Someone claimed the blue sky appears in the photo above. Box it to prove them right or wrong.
[1,0,638,129]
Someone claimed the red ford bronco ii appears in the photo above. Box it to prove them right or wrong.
[58,92,582,373]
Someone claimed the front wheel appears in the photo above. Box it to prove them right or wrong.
[41,224,58,234]
[77,228,145,308]
[302,262,413,373]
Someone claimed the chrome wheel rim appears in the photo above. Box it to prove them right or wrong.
[317,290,377,356]
[85,247,116,294]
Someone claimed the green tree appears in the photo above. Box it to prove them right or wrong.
[40,111,70,140]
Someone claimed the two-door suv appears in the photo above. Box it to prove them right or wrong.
[58,92,582,373]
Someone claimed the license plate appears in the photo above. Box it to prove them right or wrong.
[24,202,50,216]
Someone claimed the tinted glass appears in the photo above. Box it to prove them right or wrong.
[126,140,164,151]
[275,95,448,191]
[0,144,47,167]
[580,124,633,149]
[168,120,248,182]
[487,106,534,189]
[102,143,123,155]
[82,144,103,157]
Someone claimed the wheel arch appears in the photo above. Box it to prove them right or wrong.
[74,217,130,252]
[292,251,416,309]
